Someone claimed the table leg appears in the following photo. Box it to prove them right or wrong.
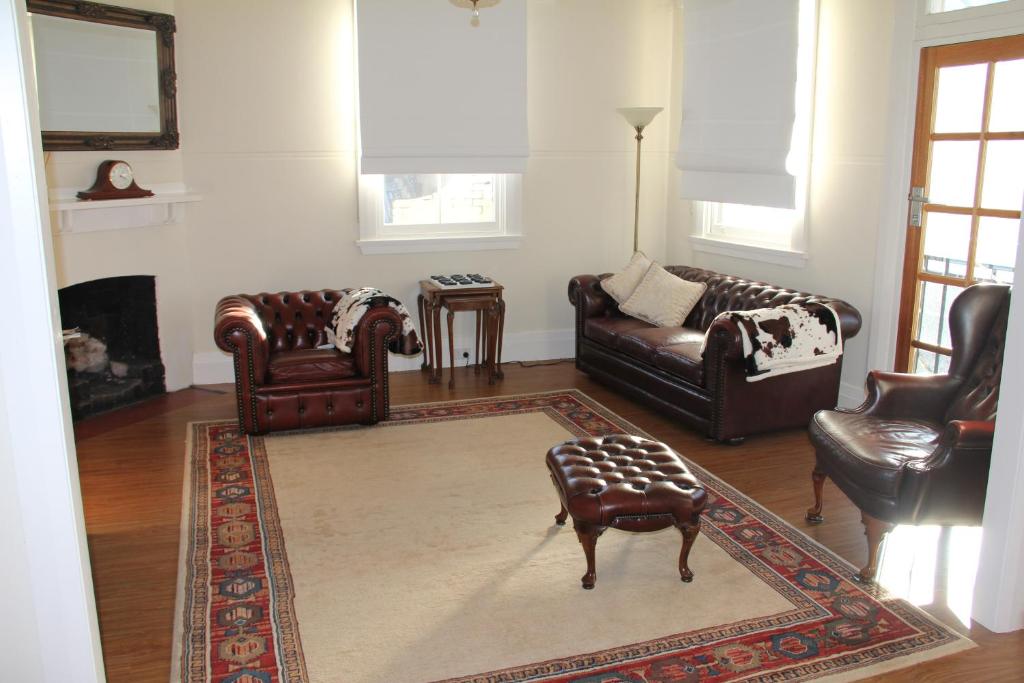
[485,300,499,385]
[417,293,429,372]
[474,310,482,375]
[430,299,442,384]
[496,296,506,379]
[447,308,456,390]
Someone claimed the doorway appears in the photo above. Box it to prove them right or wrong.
[895,33,1024,373]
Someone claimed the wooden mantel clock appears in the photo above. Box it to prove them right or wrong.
[77,160,153,200]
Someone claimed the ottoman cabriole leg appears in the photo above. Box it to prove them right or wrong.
[555,501,568,526]
[676,517,701,583]
[572,519,605,590]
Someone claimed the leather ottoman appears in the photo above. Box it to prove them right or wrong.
[546,435,707,589]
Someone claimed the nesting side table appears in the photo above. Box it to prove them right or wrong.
[418,280,505,388]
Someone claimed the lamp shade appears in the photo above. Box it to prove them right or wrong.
[617,107,663,130]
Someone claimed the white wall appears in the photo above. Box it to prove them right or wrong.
[1,0,104,678]
[666,0,899,404]
[176,0,675,379]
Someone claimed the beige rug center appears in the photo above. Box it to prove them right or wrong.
[264,411,792,683]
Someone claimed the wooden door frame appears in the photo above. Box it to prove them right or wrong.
[894,33,1024,372]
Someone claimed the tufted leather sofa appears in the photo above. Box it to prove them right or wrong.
[214,290,403,434]
[569,266,862,442]
[806,283,1009,582]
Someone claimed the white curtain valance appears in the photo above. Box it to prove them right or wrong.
[676,0,799,209]
[356,0,528,175]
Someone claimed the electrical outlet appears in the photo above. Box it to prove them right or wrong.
[459,349,471,366]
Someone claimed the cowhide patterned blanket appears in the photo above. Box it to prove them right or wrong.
[328,287,423,357]
[702,303,842,382]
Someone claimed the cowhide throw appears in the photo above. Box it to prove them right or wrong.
[328,287,423,357]
[701,303,842,382]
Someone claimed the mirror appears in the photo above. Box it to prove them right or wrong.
[27,0,178,151]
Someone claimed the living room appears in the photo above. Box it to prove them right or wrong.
[1,0,1023,681]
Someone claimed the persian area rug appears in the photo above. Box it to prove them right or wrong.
[172,390,972,683]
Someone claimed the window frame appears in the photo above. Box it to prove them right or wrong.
[356,173,522,255]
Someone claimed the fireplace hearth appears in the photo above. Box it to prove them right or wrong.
[58,276,166,419]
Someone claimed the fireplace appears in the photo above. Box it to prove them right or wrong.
[58,276,166,419]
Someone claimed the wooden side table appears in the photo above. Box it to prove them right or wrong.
[418,280,505,388]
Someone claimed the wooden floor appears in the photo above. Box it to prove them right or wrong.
[75,362,1024,682]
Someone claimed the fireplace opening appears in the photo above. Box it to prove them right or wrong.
[58,275,166,420]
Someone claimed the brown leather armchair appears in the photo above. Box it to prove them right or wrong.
[806,283,1010,583]
[214,290,403,434]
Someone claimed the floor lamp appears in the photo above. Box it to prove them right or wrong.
[617,107,663,253]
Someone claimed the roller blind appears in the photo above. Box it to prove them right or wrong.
[356,0,528,174]
[676,0,799,209]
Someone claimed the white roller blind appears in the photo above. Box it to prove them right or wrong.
[356,0,528,174]
[676,0,799,209]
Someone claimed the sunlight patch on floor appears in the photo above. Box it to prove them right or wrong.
[877,525,983,628]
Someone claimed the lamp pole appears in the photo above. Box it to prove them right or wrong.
[617,107,662,254]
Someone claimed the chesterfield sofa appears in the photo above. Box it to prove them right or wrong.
[569,266,862,442]
[214,290,403,434]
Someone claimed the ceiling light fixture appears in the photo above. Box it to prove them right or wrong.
[450,0,501,28]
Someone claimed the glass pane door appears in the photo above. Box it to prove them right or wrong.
[897,35,1024,373]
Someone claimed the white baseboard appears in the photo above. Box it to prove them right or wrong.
[838,381,865,409]
[192,328,576,385]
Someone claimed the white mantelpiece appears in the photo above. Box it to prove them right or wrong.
[49,182,202,233]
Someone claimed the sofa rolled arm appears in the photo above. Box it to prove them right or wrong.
[351,299,404,421]
[214,295,272,434]
[898,419,995,523]
[568,274,615,319]
[859,370,960,422]
[214,296,271,384]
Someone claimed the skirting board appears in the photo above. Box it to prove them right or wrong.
[195,331,868,411]
[192,328,577,386]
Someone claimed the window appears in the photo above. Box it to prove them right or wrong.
[928,0,1010,13]
[357,173,522,254]
[690,0,816,268]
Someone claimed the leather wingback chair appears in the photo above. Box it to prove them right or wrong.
[214,290,403,434]
[805,282,1010,583]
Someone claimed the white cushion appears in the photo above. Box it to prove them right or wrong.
[620,264,707,328]
[600,251,652,305]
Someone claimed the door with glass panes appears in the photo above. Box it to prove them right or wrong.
[896,34,1024,373]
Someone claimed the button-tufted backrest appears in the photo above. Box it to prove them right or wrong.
[663,266,860,337]
[944,284,1011,423]
[242,290,344,353]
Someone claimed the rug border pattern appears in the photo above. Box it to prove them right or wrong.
[175,389,973,683]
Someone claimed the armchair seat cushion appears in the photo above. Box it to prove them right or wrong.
[810,411,942,497]
[267,348,357,384]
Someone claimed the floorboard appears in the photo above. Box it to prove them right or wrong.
[74,361,1024,682]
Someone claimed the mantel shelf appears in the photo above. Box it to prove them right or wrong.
[49,191,203,234]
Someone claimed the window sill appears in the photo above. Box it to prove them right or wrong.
[689,235,807,268]
[356,234,522,255]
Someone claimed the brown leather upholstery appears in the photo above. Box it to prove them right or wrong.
[569,267,862,441]
[547,435,705,531]
[214,290,402,434]
[546,435,706,588]
[807,283,1010,582]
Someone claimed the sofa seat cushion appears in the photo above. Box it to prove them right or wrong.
[617,327,705,366]
[809,411,942,498]
[267,348,357,384]
[653,338,706,386]
[584,316,655,350]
